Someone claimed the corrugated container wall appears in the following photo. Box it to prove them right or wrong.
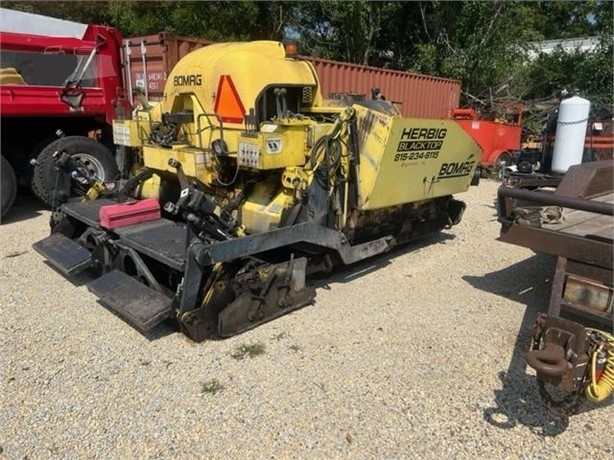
[123,33,214,102]
[124,34,461,119]
[307,56,460,118]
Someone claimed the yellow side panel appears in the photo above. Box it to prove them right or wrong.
[239,182,294,234]
[354,106,481,210]
[238,128,307,170]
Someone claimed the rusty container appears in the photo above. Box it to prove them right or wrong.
[123,33,213,103]
[305,56,460,118]
[124,33,461,118]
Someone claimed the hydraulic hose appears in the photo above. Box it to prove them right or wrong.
[585,328,614,403]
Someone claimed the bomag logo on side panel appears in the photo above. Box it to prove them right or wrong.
[394,127,447,162]
[437,161,476,179]
[173,74,203,86]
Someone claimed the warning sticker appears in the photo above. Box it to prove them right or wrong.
[265,137,282,154]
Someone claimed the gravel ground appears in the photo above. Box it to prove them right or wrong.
[1,179,612,459]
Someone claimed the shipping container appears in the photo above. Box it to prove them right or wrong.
[124,33,461,118]
[122,33,213,103]
[306,56,460,118]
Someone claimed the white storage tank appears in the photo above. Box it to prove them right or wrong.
[551,96,591,174]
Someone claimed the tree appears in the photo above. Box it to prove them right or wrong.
[2,1,297,41]
[532,0,610,40]
[106,0,296,40]
[288,1,442,69]
[523,39,614,108]
[2,0,611,108]
[408,1,545,105]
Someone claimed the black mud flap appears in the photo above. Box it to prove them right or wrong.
[33,233,92,277]
[87,270,173,332]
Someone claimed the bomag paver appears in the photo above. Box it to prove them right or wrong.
[34,41,481,342]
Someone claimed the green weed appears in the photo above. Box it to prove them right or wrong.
[201,379,224,395]
[231,342,266,360]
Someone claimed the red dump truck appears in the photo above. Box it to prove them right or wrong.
[0,8,130,218]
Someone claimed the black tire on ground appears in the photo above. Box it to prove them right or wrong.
[24,135,61,188]
[470,166,481,186]
[32,136,118,206]
[1,155,18,219]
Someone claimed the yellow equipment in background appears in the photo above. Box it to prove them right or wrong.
[35,41,481,341]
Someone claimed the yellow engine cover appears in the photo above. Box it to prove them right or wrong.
[353,105,481,210]
[161,41,323,129]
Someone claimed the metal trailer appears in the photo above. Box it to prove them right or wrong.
[497,160,613,417]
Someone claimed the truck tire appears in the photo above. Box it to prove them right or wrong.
[32,136,118,206]
[496,152,512,168]
[25,135,61,186]
[1,155,17,219]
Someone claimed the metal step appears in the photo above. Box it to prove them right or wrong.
[87,270,173,332]
[32,233,92,276]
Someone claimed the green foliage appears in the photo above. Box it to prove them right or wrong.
[3,1,295,41]
[106,0,294,40]
[524,38,614,107]
[231,342,266,360]
[107,1,172,36]
[409,1,543,103]
[1,1,113,25]
[533,0,611,39]
[201,379,224,395]
[289,0,392,64]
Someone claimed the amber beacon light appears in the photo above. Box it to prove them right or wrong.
[284,41,298,58]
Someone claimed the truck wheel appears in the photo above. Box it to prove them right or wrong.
[32,136,118,206]
[1,155,17,219]
[496,152,512,168]
[25,135,60,186]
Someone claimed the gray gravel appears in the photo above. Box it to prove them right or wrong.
[1,180,612,459]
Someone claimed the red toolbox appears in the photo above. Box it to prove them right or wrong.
[99,198,161,229]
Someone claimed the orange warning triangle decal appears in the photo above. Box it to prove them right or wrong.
[214,75,246,124]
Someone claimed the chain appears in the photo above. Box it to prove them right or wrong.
[531,312,589,419]
[535,332,599,419]
[537,378,586,419]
